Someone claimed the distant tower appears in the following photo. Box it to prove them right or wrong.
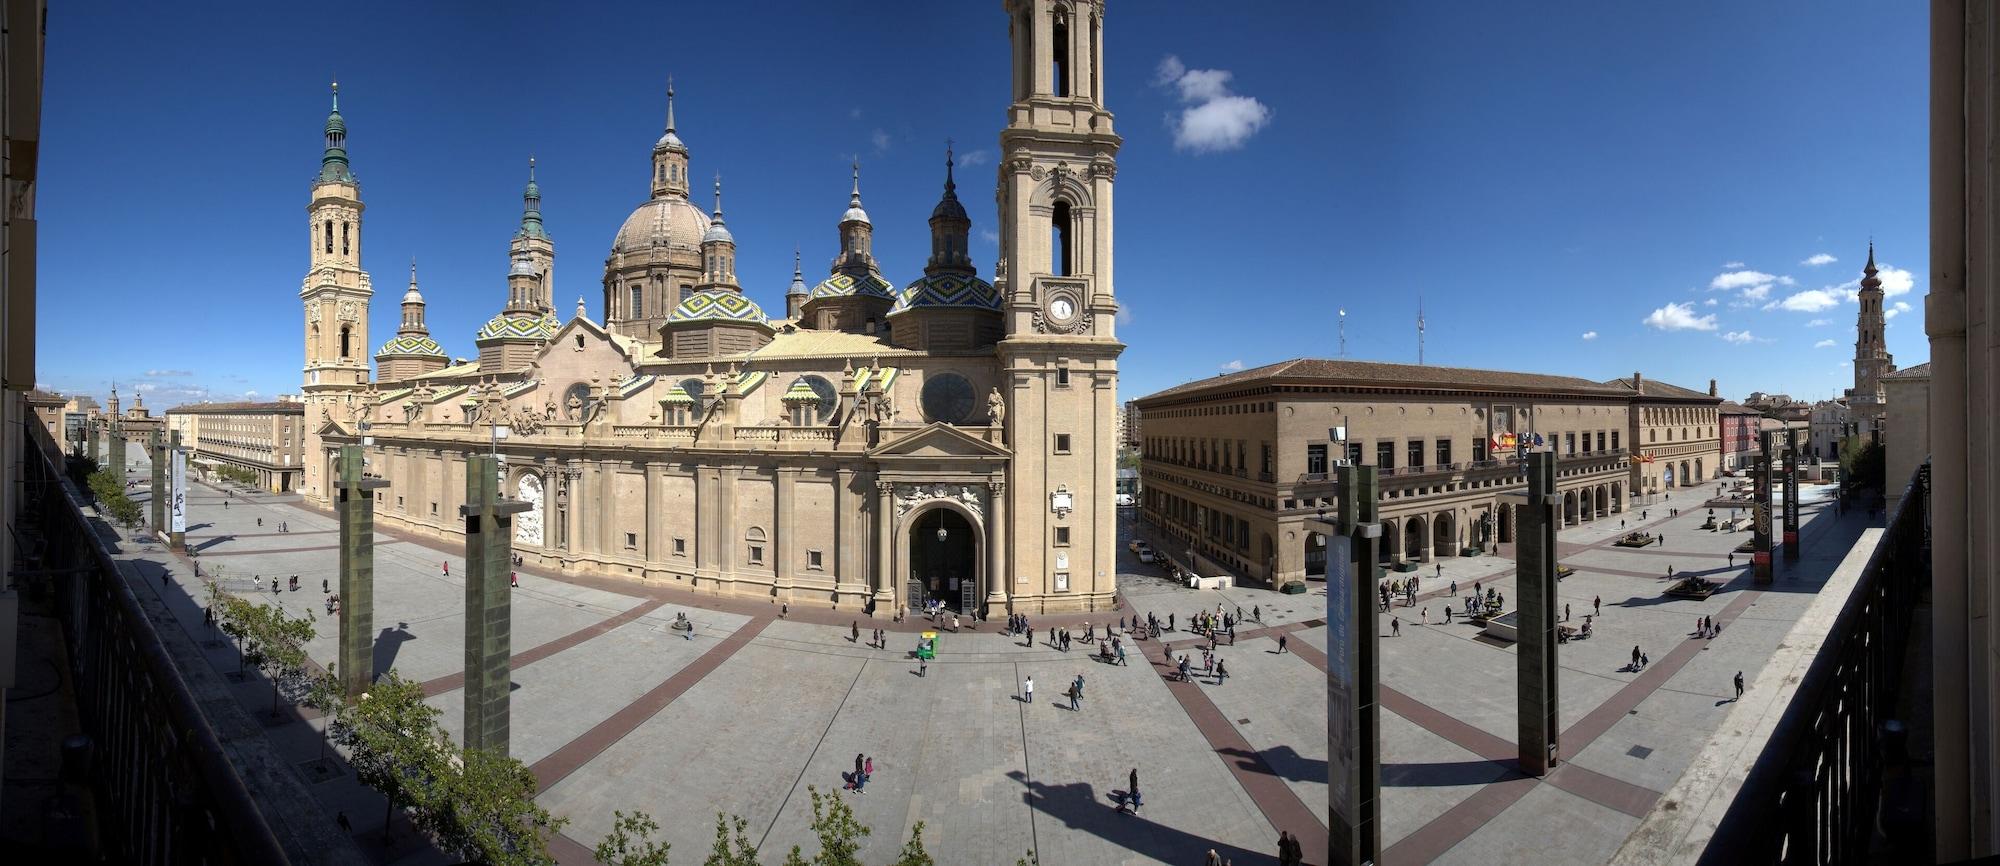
[1845,242,1896,440]
[509,158,555,311]
[375,261,449,383]
[300,83,374,505]
[785,248,808,320]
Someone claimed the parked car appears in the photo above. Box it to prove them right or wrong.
[1138,548,1157,563]
[1115,493,1136,507]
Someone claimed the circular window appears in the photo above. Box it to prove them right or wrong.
[797,375,838,423]
[921,372,976,425]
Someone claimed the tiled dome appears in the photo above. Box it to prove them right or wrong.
[889,273,1000,315]
[669,289,769,325]
[810,271,897,301]
[376,333,445,357]
[475,310,559,343]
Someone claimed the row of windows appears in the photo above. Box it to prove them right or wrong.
[1147,430,1622,477]
[1648,426,1716,443]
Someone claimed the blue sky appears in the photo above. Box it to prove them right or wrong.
[36,2,1924,409]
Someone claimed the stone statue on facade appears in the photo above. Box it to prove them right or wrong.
[565,393,583,421]
[987,387,1006,426]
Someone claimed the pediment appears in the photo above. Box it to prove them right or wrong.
[869,422,1011,460]
[315,419,356,438]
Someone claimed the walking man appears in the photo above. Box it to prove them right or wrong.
[1734,670,1745,700]
[441,561,449,577]
[1023,676,1034,704]
[1594,595,1602,616]
[1278,633,1288,654]
[1632,645,1642,669]
[1126,768,1142,814]
[1067,682,1080,711]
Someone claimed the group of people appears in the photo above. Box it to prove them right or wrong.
[1693,615,1723,639]
[1173,649,1228,684]
[842,754,875,793]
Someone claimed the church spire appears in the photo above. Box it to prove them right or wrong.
[518,157,547,239]
[318,81,356,184]
[651,76,689,198]
[926,141,972,274]
[834,157,877,272]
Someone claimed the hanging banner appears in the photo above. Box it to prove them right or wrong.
[170,449,187,533]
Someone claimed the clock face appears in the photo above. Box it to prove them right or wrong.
[1049,298,1074,321]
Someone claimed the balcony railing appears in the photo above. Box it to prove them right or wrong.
[1659,463,1929,864]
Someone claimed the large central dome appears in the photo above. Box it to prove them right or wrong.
[611,197,710,258]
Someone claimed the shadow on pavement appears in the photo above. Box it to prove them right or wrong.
[1382,758,1518,788]
[373,623,416,676]
[1218,744,1327,787]
[1007,771,1279,866]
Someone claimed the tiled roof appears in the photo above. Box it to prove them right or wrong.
[1884,362,1932,380]
[744,327,919,361]
[1716,401,1759,415]
[167,401,306,415]
[1136,358,1631,405]
[1600,375,1717,401]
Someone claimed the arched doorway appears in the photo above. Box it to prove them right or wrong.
[515,472,545,546]
[1404,516,1427,563]
[1679,461,1691,487]
[909,506,979,611]
[1596,485,1609,516]
[1612,483,1623,512]
[1304,531,1327,579]
[1382,517,1402,563]
[1498,505,1514,543]
[1563,490,1578,525]
[1433,512,1455,557]
[1695,457,1704,481]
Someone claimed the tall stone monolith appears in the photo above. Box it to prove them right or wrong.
[1328,464,1382,866]
[336,444,388,696]
[462,454,529,756]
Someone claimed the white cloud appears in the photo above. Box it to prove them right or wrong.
[849,107,862,120]
[1875,264,1916,297]
[978,228,999,246]
[1739,284,1770,301]
[1220,359,1245,372]
[1154,55,1272,154]
[1802,253,1837,266]
[1581,331,1598,341]
[956,148,992,167]
[1885,300,1912,320]
[243,390,260,398]
[1814,339,1837,348]
[870,128,891,153]
[1709,270,1778,292]
[1722,261,1745,269]
[1720,330,1754,344]
[1116,302,1133,326]
[1775,288,1847,312]
[145,369,192,377]
[1642,302,1718,331]
[1703,298,1718,307]
[1806,318,1832,327]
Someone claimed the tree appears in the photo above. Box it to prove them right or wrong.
[243,602,316,717]
[107,494,143,529]
[1839,435,1886,496]
[890,822,934,866]
[207,580,261,673]
[329,670,447,843]
[704,813,762,866]
[781,786,868,866]
[426,746,567,866]
[596,810,673,866]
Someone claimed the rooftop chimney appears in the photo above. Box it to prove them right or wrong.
[1708,378,1718,397]
[1634,371,1644,392]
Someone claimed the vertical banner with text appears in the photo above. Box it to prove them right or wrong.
[169,449,187,533]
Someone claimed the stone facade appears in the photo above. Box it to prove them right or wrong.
[295,1,1121,616]
[166,400,307,492]
[1809,399,1850,462]
[1880,363,1929,517]
[1607,372,1726,500]
[1134,360,1718,587]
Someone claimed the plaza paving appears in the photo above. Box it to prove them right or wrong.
[93,439,1875,865]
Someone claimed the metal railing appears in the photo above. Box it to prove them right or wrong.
[14,420,305,864]
[1700,463,1929,864]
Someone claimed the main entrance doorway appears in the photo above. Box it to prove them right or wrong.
[908,507,979,612]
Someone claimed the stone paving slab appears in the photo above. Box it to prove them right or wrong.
[1378,707,1491,848]
[1433,781,1636,866]
[1200,636,1331,818]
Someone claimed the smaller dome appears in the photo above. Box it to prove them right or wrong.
[670,289,769,325]
[377,333,445,358]
[782,379,820,403]
[402,285,424,304]
[930,195,967,223]
[889,273,1000,316]
[655,130,686,152]
[509,257,536,277]
[842,204,871,225]
[702,222,734,245]
[475,310,560,343]
[810,270,897,301]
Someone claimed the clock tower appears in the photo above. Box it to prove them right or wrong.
[996,0,1122,612]
[300,83,374,504]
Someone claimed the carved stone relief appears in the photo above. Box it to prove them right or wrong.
[894,483,986,523]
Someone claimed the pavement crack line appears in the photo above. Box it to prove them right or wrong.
[758,658,870,854]
[1015,659,1040,860]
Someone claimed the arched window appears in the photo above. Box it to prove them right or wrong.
[324,220,333,254]
[342,222,351,256]
[1051,200,1073,276]
[338,325,351,358]
[631,285,644,318]
[1052,13,1071,97]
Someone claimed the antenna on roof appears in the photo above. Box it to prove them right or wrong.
[1417,292,1427,365]
[1338,307,1348,358]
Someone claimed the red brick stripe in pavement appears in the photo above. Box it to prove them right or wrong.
[196,540,401,557]
[531,616,772,793]
[419,598,669,697]
[1143,638,1330,865]
[549,830,602,865]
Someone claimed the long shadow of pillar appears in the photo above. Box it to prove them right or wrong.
[463,453,529,757]
[1514,451,1560,776]
[336,444,389,696]
[1327,463,1382,865]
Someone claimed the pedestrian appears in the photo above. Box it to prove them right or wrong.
[322,578,329,594]
[1168,613,1176,631]
[1436,563,1443,578]
[1074,673,1085,701]
[1252,604,1262,622]
[1594,596,1602,616]
[781,603,789,619]
[1729,553,1735,567]
[442,561,448,577]
[1278,633,1288,654]
[1641,651,1649,669]
[1206,850,1223,866]
[1023,676,1034,704]
[1068,682,1080,711]
[1632,645,1642,669]
[1564,603,1570,622]
[864,756,873,785]
[1392,617,1401,637]
[257,517,262,527]
[510,571,518,588]
[1444,606,1453,623]
[1421,607,1427,624]
[1026,626,1034,647]
[1127,768,1142,814]
[204,605,213,627]
[1116,642,1127,665]
[1450,579,1458,596]
[1734,670,1745,699]
[337,811,353,835]
[1216,658,1228,683]
[919,654,927,677]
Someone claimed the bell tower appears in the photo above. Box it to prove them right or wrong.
[300,82,374,505]
[996,0,1122,612]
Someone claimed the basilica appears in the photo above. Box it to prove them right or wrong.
[297,0,1122,615]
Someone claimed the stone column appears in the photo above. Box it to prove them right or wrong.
[775,467,796,600]
[1781,428,1800,561]
[109,423,125,480]
[1515,451,1561,776]
[335,445,389,697]
[836,469,870,610]
[1327,464,1382,866]
[85,420,98,466]
[150,431,166,532]
[1752,430,1774,584]
[168,431,186,550]
[985,480,1008,617]
[462,454,529,757]
[873,479,895,609]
